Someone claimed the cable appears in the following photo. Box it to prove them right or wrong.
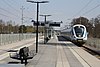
[2,0,21,14]
[2,0,33,21]
[72,0,93,18]
[0,7,19,18]
[82,4,100,15]
[0,0,27,22]
[26,4,34,15]
[8,0,33,17]
[0,13,13,18]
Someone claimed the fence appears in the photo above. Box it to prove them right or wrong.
[86,38,100,49]
[0,33,35,45]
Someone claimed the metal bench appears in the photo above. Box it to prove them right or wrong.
[9,47,36,65]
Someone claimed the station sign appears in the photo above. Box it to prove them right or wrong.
[32,20,62,27]
[49,22,60,27]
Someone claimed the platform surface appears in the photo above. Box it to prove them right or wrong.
[26,36,100,67]
[0,36,100,67]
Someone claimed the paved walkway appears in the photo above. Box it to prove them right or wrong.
[26,36,100,67]
[26,38,83,67]
[26,37,57,67]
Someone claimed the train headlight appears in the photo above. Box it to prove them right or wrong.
[76,34,81,37]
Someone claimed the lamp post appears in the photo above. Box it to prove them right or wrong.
[40,14,51,44]
[27,0,49,53]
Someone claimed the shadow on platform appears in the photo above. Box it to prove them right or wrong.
[8,61,29,65]
[8,61,20,64]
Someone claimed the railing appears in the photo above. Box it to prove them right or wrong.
[0,33,35,45]
[86,38,100,49]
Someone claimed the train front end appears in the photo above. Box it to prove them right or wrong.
[71,24,87,46]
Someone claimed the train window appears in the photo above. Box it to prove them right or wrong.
[74,26,84,37]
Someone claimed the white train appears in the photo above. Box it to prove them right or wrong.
[70,24,87,46]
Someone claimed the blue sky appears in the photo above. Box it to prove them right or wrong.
[0,0,100,27]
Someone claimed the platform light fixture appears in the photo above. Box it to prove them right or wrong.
[27,0,49,53]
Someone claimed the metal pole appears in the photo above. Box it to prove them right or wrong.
[36,3,39,53]
[27,0,49,53]
[44,16,47,44]
[40,15,51,44]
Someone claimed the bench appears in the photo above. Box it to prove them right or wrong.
[9,47,36,64]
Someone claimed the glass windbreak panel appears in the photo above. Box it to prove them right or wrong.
[74,26,84,37]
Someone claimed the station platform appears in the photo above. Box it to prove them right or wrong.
[0,35,100,67]
[26,36,100,67]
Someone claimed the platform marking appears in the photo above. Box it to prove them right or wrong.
[67,44,90,67]
[56,45,70,67]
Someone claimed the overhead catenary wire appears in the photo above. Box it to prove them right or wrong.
[7,0,33,19]
[0,13,14,18]
[0,7,20,18]
[2,0,21,14]
[72,0,93,18]
[0,0,29,23]
[82,4,100,15]
[2,0,33,22]
[1,0,22,21]
[0,13,21,25]
[26,4,35,16]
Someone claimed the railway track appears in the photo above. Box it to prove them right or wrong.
[82,45,100,59]
[59,36,100,60]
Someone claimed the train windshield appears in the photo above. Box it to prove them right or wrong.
[74,26,84,37]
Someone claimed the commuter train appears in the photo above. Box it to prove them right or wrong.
[70,24,87,46]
